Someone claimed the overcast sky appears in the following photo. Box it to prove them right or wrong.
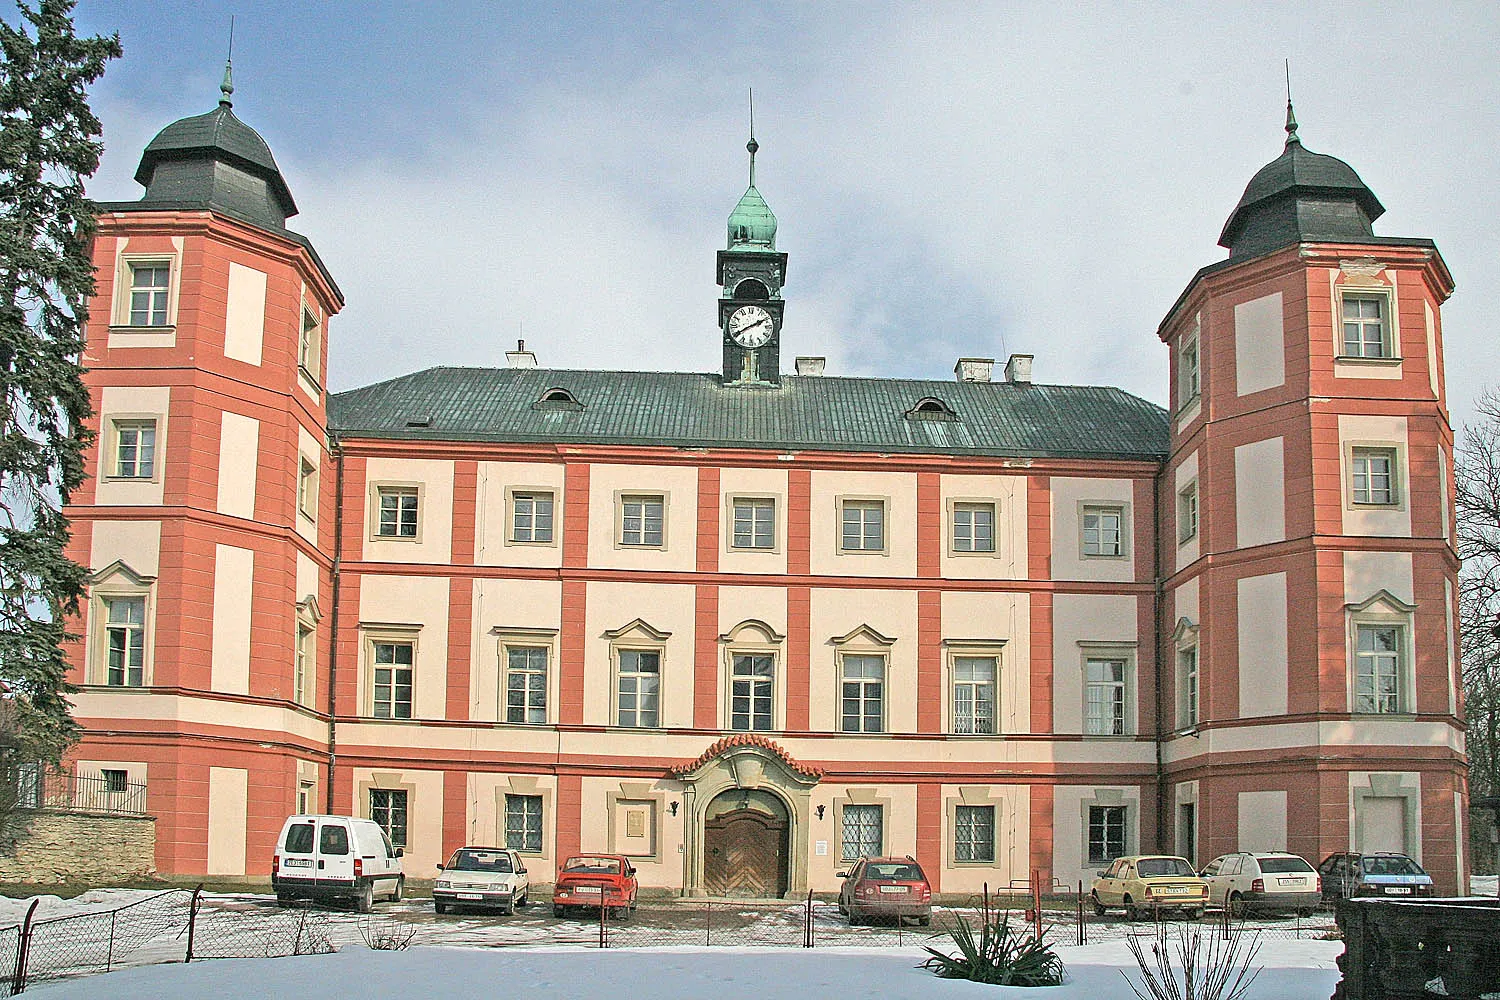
[74,2,1500,427]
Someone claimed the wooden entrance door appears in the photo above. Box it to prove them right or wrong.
[703,809,788,897]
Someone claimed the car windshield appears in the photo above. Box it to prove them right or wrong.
[1360,856,1424,876]
[563,856,621,874]
[864,863,924,881]
[1258,857,1314,874]
[448,850,513,873]
[1136,858,1196,877]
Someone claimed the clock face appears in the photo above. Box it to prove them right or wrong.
[727,305,774,348]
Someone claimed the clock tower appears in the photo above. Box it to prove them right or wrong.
[718,127,787,385]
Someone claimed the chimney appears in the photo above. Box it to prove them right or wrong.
[1004,354,1034,385]
[506,339,537,369]
[795,356,826,376]
[954,358,994,383]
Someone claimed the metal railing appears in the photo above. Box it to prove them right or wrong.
[11,766,148,817]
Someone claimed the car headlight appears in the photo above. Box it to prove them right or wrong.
[434,880,451,888]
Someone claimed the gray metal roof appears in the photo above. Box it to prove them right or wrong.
[134,102,298,223]
[329,367,1169,461]
[1219,137,1384,259]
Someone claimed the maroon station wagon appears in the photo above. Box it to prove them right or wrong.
[837,857,932,925]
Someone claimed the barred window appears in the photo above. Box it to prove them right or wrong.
[505,794,543,853]
[952,656,996,735]
[370,788,408,848]
[955,805,995,863]
[1088,805,1126,865]
[841,804,883,861]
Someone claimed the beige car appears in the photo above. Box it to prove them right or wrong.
[1090,855,1209,920]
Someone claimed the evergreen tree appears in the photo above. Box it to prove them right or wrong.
[0,0,119,783]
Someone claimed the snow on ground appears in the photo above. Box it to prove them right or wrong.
[0,889,166,927]
[27,940,1345,1000]
[1471,875,1499,896]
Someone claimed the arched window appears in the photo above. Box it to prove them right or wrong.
[733,278,770,301]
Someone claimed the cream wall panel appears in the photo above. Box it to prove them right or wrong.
[939,784,1029,894]
[215,411,260,519]
[1173,577,1199,626]
[1338,414,1412,538]
[96,385,170,507]
[91,519,161,577]
[584,581,695,728]
[808,470,917,578]
[1049,477,1135,583]
[587,463,697,572]
[1237,573,1288,718]
[296,551,318,603]
[1054,785,1141,888]
[364,457,454,564]
[1053,593,1138,735]
[1425,300,1440,398]
[358,574,449,719]
[1233,437,1285,548]
[470,578,562,722]
[1174,451,1200,571]
[467,772,560,882]
[1233,292,1285,396]
[355,767,444,875]
[475,460,566,568]
[718,467,789,575]
[1237,790,1288,852]
[210,544,255,695]
[222,262,266,365]
[579,777,685,889]
[206,767,248,875]
[1343,551,1414,605]
[810,589,918,733]
[74,691,329,745]
[943,590,1031,734]
[938,473,1028,580]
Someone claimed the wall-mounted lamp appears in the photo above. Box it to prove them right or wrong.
[815,804,826,820]
[669,801,679,817]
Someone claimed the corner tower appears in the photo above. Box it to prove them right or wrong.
[718,118,788,385]
[1155,102,1464,890]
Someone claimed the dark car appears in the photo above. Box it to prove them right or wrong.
[1317,852,1434,901]
[837,857,932,925]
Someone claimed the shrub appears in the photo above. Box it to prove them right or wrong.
[357,915,417,951]
[920,913,1066,987]
[1124,922,1261,1000]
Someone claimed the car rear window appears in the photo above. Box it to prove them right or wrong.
[864,863,925,881]
[1257,857,1314,874]
[1136,858,1196,877]
[563,856,620,874]
[451,850,514,873]
[1361,856,1423,876]
[319,823,350,856]
[284,823,315,854]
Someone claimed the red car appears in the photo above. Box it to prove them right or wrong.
[552,854,639,918]
[837,856,932,925]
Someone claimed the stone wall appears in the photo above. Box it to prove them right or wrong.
[0,809,155,883]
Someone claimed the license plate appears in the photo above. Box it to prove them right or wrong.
[281,858,313,868]
[878,886,908,894]
[1278,878,1301,886]
[456,893,483,901]
[1385,886,1412,895]
[576,886,601,894]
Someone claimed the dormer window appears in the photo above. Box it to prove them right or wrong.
[534,387,583,411]
[905,397,957,421]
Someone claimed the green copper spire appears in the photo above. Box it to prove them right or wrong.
[1283,60,1300,147]
[727,91,777,250]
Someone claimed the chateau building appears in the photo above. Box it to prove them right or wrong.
[63,78,1467,896]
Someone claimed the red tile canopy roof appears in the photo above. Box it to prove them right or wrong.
[670,734,825,779]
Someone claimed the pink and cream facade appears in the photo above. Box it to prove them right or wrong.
[62,97,1468,895]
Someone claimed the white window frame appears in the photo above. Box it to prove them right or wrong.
[950,499,997,555]
[729,651,776,732]
[1177,480,1199,544]
[1353,621,1407,715]
[299,300,322,382]
[838,497,888,554]
[371,483,422,541]
[1337,287,1397,360]
[1180,333,1201,406]
[947,644,1001,736]
[1080,503,1128,559]
[101,594,148,687]
[368,636,416,720]
[729,496,777,550]
[1178,645,1199,729]
[1350,446,1400,507]
[503,644,550,725]
[119,257,173,328]
[838,652,886,733]
[298,456,318,523]
[617,492,666,548]
[1083,653,1130,737]
[615,647,662,728]
[109,418,158,480]
[294,620,315,707]
[1088,804,1128,866]
[508,488,557,545]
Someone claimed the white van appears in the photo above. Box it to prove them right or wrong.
[272,814,405,912]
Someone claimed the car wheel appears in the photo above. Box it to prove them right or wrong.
[553,904,565,918]
[275,893,293,907]
[518,890,528,907]
[837,899,846,915]
[1092,893,1107,918]
[390,876,404,904]
[1184,908,1202,921]
[434,901,448,915]
[356,881,374,914]
[918,915,931,927]
[1229,893,1245,919]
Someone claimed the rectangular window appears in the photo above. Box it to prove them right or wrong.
[113,421,156,479]
[841,500,885,551]
[1342,293,1390,358]
[952,502,996,553]
[731,498,775,549]
[371,641,414,719]
[616,649,660,728]
[369,788,408,848]
[1178,646,1198,728]
[1355,624,1402,714]
[1181,337,1200,403]
[505,646,548,724]
[375,487,419,538]
[505,794,543,853]
[1085,658,1127,736]
[298,458,318,521]
[952,656,997,735]
[1088,805,1127,865]
[620,495,664,547]
[512,492,555,543]
[294,623,314,706]
[840,655,885,733]
[730,653,774,731]
[102,769,128,794]
[299,304,321,376]
[954,804,995,863]
[297,781,315,814]
[104,596,146,686]
[128,262,170,326]
[1178,482,1198,543]
[841,803,883,861]
[1081,505,1124,557]
[1352,448,1397,505]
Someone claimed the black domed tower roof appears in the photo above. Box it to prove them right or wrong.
[128,63,297,230]
[1218,105,1384,260]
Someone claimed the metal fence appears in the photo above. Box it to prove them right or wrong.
[12,765,148,817]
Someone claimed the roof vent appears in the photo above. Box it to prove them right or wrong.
[506,339,537,369]
[405,415,432,428]
[795,357,826,376]
[1003,354,1034,385]
[954,358,994,383]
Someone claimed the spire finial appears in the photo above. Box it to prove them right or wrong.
[219,16,235,107]
[1283,59,1300,147]
[746,89,758,187]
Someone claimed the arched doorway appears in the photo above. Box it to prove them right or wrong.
[703,788,789,897]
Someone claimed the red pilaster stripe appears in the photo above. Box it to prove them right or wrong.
[559,580,587,725]
[334,573,363,718]
[445,577,473,722]
[556,773,583,861]
[787,586,811,731]
[694,585,720,729]
[916,782,942,893]
[788,469,811,577]
[332,762,354,815]
[450,459,477,564]
[442,769,468,861]
[1030,782,1054,888]
[917,590,942,733]
[1132,477,1153,585]
[697,466,720,573]
[917,472,942,578]
[1027,475,1051,580]
[1029,592,1053,734]
[339,456,367,564]
[562,462,591,568]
